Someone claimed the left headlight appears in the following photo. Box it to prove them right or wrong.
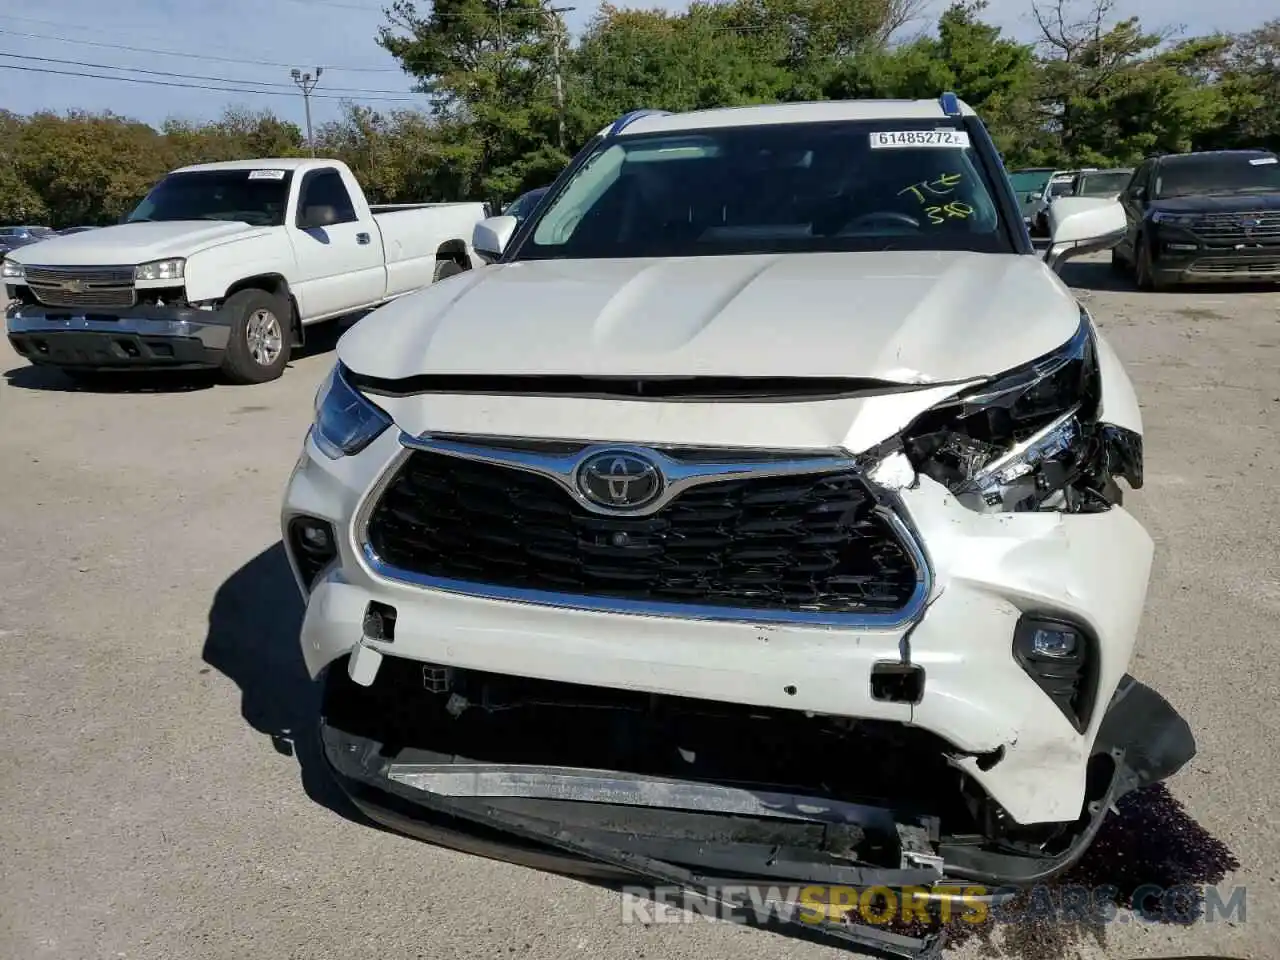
[893,315,1123,513]
[135,258,185,281]
[1150,211,1197,227]
[1,259,24,280]
[312,363,392,460]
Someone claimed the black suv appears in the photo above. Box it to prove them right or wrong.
[1112,149,1280,289]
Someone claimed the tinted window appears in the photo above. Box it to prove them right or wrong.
[517,120,1010,261]
[298,169,357,226]
[504,188,548,222]
[1155,154,1280,199]
[128,170,293,227]
[1049,179,1076,198]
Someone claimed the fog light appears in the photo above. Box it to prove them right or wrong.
[287,516,338,592]
[1013,615,1095,732]
[298,522,332,553]
[1031,626,1077,658]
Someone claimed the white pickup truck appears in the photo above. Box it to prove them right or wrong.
[3,158,488,383]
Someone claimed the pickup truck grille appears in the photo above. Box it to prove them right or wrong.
[364,450,922,616]
[1185,211,1280,245]
[24,265,136,309]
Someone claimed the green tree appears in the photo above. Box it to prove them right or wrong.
[379,0,567,200]
[1032,0,1229,165]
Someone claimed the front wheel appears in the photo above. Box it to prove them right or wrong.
[432,259,466,282]
[220,289,292,384]
[1134,235,1165,292]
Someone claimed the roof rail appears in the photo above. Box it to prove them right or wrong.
[938,91,961,118]
[609,109,672,136]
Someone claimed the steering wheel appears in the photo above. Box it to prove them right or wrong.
[844,210,921,230]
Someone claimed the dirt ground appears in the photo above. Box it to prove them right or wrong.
[1,254,1276,960]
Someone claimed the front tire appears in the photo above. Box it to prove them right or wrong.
[220,288,292,384]
[1134,235,1165,291]
[432,258,466,282]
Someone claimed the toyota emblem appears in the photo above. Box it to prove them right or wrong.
[576,451,663,510]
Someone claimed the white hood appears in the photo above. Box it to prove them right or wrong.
[9,220,266,266]
[337,251,1082,385]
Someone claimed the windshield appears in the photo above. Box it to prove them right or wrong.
[514,120,1010,261]
[1076,171,1131,196]
[1008,170,1053,194]
[1156,154,1280,199]
[127,169,294,227]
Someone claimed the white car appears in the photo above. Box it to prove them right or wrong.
[282,95,1193,946]
[3,159,487,383]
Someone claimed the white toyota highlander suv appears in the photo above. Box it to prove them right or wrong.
[281,94,1193,946]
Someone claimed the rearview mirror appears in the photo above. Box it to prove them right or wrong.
[473,215,519,262]
[1043,198,1126,273]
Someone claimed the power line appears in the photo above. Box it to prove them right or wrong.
[0,26,404,73]
[0,52,415,95]
[0,62,420,102]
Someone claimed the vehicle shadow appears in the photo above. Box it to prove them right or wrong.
[201,541,374,828]
[2,364,218,393]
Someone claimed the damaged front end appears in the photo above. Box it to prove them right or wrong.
[863,311,1144,514]
[320,655,1194,958]
[301,307,1195,959]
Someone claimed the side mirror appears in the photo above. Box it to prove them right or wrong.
[1043,197,1127,273]
[473,215,518,261]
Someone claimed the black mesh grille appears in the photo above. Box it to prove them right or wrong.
[364,451,921,614]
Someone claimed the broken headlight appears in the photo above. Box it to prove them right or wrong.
[896,314,1137,513]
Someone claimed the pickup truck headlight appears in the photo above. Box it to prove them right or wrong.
[891,316,1137,513]
[1,260,24,280]
[135,258,185,281]
[312,363,392,459]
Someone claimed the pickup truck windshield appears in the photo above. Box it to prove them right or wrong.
[515,120,1010,260]
[127,170,295,227]
[1156,154,1280,199]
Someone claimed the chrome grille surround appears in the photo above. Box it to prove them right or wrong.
[355,433,933,628]
[24,264,137,309]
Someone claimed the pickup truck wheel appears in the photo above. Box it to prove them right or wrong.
[433,259,465,282]
[220,289,292,384]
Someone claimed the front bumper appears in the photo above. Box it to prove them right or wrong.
[1147,228,1280,284]
[282,427,1190,832]
[6,302,232,369]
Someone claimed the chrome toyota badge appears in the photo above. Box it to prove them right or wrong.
[576,451,663,510]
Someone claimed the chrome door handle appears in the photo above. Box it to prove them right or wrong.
[356,232,371,244]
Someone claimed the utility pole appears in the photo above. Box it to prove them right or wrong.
[545,4,575,151]
[290,67,324,156]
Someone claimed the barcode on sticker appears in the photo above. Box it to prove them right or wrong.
[248,169,287,180]
[869,130,971,150]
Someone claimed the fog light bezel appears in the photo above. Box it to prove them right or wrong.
[1012,614,1099,734]
[287,515,339,592]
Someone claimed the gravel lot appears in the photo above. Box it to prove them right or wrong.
[1,255,1276,960]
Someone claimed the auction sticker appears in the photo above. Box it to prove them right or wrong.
[248,169,288,180]
[870,130,971,149]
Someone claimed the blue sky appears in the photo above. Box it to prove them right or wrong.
[0,0,1266,129]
